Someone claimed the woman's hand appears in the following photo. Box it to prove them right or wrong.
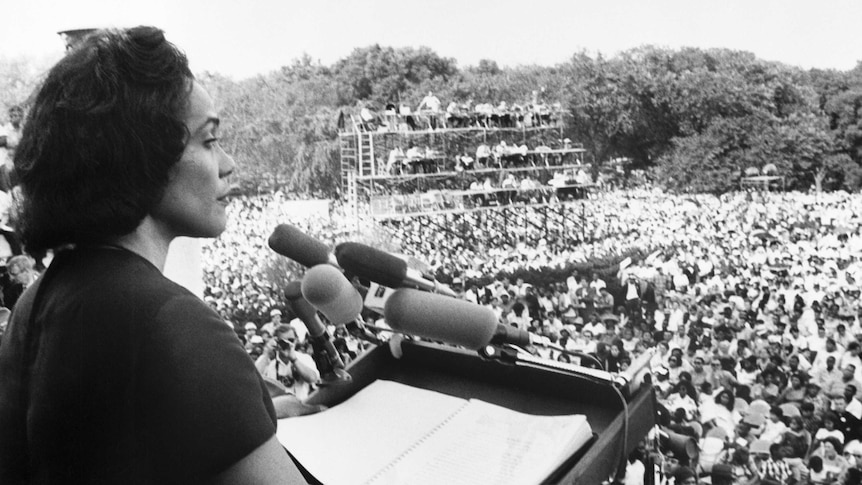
[271,395,327,419]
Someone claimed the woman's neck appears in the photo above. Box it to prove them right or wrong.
[109,216,173,271]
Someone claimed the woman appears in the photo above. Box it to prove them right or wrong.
[813,437,849,481]
[650,340,671,369]
[663,381,699,422]
[778,415,811,460]
[701,388,739,438]
[605,337,629,372]
[776,371,808,408]
[0,27,306,483]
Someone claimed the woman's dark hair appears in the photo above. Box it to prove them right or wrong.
[675,380,696,399]
[511,302,525,316]
[714,389,735,411]
[14,26,193,252]
[731,447,749,464]
[823,411,840,424]
[808,455,823,472]
[821,436,843,455]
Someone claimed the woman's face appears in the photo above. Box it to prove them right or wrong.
[823,441,836,458]
[151,82,236,239]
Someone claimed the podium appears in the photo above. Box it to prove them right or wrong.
[303,339,657,484]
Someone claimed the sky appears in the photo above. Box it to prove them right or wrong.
[2,0,861,80]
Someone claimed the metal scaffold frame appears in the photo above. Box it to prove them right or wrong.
[337,108,597,242]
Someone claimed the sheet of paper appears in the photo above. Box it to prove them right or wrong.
[365,399,592,485]
[276,380,467,485]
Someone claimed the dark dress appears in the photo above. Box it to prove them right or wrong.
[0,246,277,484]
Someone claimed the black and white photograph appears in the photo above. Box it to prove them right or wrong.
[1,1,862,483]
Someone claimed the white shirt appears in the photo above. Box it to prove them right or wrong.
[624,459,645,485]
[0,122,21,168]
[418,94,441,112]
[847,398,862,420]
[263,352,318,400]
[590,278,607,292]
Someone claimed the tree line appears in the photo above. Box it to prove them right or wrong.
[4,44,862,195]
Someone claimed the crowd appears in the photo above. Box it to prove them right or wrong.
[196,186,862,484]
[349,90,564,133]
[385,138,583,176]
[387,189,862,484]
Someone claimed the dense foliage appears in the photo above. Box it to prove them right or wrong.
[4,44,862,194]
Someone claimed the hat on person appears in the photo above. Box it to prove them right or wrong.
[600,313,619,324]
[270,309,282,317]
[250,335,264,345]
[244,322,257,331]
[743,413,766,427]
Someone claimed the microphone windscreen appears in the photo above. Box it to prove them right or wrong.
[268,224,332,268]
[301,265,363,325]
[284,280,326,338]
[383,289,498,350]
[335,242,407,288]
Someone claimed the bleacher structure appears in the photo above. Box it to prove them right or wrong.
[337,107,597,244]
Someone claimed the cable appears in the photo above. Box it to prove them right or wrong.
[609,381,629,484]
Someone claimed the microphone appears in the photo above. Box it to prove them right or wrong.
[383,288,530,349]
[301,264,381,344]
[284,281,351,385]
[268,224,339,268]
[384,289,641,393]
[335,242,457,297]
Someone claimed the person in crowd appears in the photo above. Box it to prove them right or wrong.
[3,254,39,309]
[807,455,830,484]
[777,371,809,408]
[663,381,699,421]
[416,91,442,129]
[779,415,812,459]
[814,436,850,480]
[261,324,320,400]
[0,26,309,483]
[0,104,23,191]
[758,442,792,483]
[833,395,862,442]
[718,446,759,484]
[260,308,282,337]
[241,321,259,346]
